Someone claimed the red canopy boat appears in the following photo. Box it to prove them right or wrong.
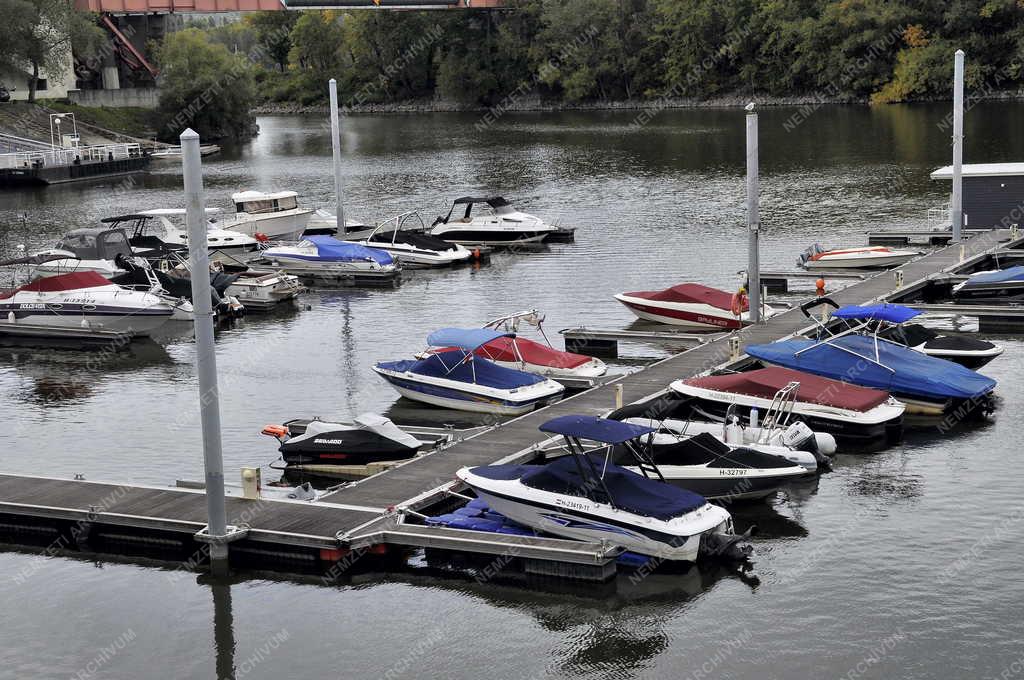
[614,283,777,329]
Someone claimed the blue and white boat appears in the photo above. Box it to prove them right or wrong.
[457,415,751,562]
[953,265,1024,304]
[745,299,997,416]
[261,235,399,285]
[373,328,564,415]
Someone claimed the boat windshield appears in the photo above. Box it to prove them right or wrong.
[55,230,133,260]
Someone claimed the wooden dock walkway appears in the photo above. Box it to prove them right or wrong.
[0,230,1017,576]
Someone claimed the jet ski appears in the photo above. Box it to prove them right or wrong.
[262,414,423,466]
[457,415,754,562]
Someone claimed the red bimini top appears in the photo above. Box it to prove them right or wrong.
[622,283,745,313]
[0,271,112,299]
[684,366,890,412]
[476,336,592,369]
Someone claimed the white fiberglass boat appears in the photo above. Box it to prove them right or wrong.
[469,310,607,379]
[115,210,259,257]
[615,283,777,330]
[429,196,559,246]
[29,227,146,279]
[216,191,312,241]
[457,415,753,561]
[260,236,400,285]
[798,244,920,269]
[0,271,179,336]
[346,211,472,268]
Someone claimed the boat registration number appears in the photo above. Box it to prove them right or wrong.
[19,304,46,310]
[718,469,748,476]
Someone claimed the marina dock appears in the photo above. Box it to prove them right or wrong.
[2,229,1018,580]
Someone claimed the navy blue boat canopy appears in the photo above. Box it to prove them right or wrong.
[427,327,513,351]
[304,236,394,265]
[377,350,545,388]
[540,415,655,444]
[963,265,1024,286]
[832,303,921,323]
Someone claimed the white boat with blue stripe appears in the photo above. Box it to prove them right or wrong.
[373,328,564,416]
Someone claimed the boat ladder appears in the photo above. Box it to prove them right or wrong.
[757,381,801,442]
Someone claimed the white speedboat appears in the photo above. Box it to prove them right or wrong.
[260,236,400,285]
[0,271,179,336]
[615,283,777,330]
[458,415,753,562]
[374,328,564,416]
[223,269,304,310]
[429,196,559,246]
[114,210,259,257]
[798,244,920,269]
[347,211,472,268]
[29,227,146,279]
[475,310,606,379]
[216,190,312,241]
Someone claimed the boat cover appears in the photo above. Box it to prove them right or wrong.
[518,456,707,520]
[3,271,113,298]
[427,328,513,351]
[961,265,1024,286]
[286,414,422,450]
[623,283,740,312]
[684,367,890,412]
[477,336,593,369]
[746,336,996,399]
[540,415,655,444]
[378,350,546,388]
[832,304,921,323]
[304,236,393,265]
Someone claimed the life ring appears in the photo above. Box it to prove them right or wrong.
[730,288,748,317]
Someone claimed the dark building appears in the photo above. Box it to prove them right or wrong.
[931,163,1024,229]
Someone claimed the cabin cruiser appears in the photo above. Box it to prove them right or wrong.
[260,236,400,283]
[457,415,753,561]
[798,243,920,269]
[373,328,564,415]
[952,265,1024,303]
[346,211,472,268]
[0,271,179,336]
[671,367,906,442]
[615,283,777,330]
[429,196,559,246]
[215,190,312,241]
[822,300,1003,369]
[745,299,997,416]
[28,227,147,279]
[109,210,259,257]
[262,414,423,466]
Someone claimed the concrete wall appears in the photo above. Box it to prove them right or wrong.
[1,51,76,101]
[69,88,161,108]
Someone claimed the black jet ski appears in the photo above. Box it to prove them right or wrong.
[262,414,423,466]
[877,322,1003,369]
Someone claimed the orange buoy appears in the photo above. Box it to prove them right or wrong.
[473,248,481,260]
[815,278,826,296]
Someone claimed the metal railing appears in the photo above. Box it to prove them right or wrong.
[0,142,143,170]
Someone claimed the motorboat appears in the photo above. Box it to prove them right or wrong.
[823,300,1003,369]
[614,283,777,330]
[215,190,312,241]
[953,265,1024,303]
[0,271,179,336]
[346,211,472,268]
[260,236,400,285]
[28,227,147,279]
[261,414,423,466]
[798,244,920,269]
[670,367,906,442]
[745,299,997,416]
[457,415,753,562]
[303,209,375,237]
[109,210,260,257]
[437,310,606,379]
[373,328,565,415]
[220,267,304,311]
[429,196,559,246]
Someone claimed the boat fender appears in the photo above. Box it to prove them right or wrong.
[261,424,289,440]
[254,232,269,243]
[730,287,748,317]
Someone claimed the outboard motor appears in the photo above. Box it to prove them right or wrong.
[701,525,757,561]
[781,421,836,469]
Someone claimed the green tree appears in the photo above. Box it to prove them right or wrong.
[246,10,299,72]
[155,28,256,141]
[0,0,103,102]
[289,10,344,74]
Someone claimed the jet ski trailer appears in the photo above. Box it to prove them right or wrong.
[457,415,754,562]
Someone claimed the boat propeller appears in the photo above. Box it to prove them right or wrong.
[701,525,757,561]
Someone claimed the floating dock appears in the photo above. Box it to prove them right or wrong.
[1,230,1020,582]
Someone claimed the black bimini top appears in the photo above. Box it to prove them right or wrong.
[452,196,510,208]
[100,215,153,223]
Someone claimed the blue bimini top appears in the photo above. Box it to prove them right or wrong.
[377,350,545,389]
[426,327,513,352]
[831,303,921,324]
[304,236,393,265]
[539,415,655,444]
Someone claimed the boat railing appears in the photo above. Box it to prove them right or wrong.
[366,210,427,243]
[926,202,950,225]
[0,143,143,170]
[758,382,800,437]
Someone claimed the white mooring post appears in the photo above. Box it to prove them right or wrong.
[181,128,229,575]
[329,78,346,234]
[746,103,761,323]
[951,49,965,242]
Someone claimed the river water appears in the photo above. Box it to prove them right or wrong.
[1,103,1023,679]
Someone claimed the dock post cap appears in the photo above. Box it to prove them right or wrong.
[179,128,199,141]
[955,48,965,56]
[744,102,756,112]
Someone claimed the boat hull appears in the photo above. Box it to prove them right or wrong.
[373,366,563,416]
[641,467,803,501]
[220,210,311,241]
[0,301,172,336]
[803,254,917,269]
[614,293,772,329]
[427,228,552,246]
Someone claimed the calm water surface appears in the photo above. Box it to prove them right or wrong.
[0,103,1022,679]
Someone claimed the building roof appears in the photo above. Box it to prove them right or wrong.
[930,163,1024,179]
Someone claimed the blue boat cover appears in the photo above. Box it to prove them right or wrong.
[746,334,996,400]
[963,265,1024,286]
[540,415,655,444]
[832,304,921,323]
[304,235,394,265]
[377,350,546,388]
[427,327,513,351]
